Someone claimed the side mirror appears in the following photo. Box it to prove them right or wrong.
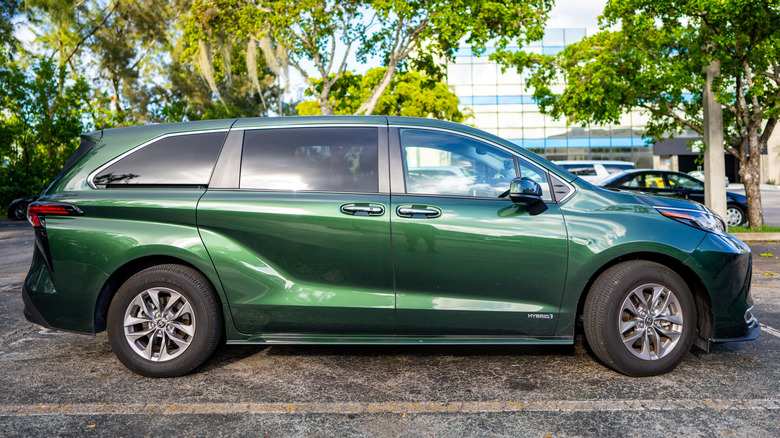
[509,177,548,215]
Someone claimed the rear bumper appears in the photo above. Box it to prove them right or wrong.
[22,284,52,329]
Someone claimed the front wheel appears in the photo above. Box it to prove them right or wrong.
[726,204,746,227]
[107,264,223,377]
[583,261,695,376]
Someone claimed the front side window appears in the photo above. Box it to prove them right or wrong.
[400,129,519,198]
[240,127,379,192]
[93,132,227,187]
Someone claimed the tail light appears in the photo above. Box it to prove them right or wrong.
[27,202,84,227]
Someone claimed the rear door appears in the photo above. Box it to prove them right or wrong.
[389,127,569,337]
[198,124,395,336]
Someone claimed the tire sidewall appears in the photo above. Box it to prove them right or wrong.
[600,265,696,376]
[107,267,219,377]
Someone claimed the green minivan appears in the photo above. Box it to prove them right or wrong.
[22,116,759,377]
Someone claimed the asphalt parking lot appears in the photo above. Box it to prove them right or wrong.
[1,220,778,437]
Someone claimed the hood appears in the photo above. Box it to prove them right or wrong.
[636,194,709,212]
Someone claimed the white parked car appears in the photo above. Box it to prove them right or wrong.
[688,170,729,187]
[553,160,636,183]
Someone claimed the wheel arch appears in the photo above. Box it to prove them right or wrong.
[574,251,713,345]
[93,255,225,333]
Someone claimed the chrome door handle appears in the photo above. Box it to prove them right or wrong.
[397,206,442,218]
[340,204,385,216]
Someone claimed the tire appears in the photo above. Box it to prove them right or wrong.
[583,261,695,377]
[10,203,26,220]
[107,264,223,378]
[726,204,746,227]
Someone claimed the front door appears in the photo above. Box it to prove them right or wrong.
[390,128,568,337]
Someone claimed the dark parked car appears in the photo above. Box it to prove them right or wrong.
[7,195,38,220]
[22,117,758,378]
[599,169,748,227]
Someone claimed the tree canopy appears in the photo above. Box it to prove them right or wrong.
[493,0,780,227]
[184,0,552,115]
[296,67,465,121]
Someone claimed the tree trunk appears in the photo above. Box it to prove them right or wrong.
[111,77,123,113]
[318,83,334,115]
[740,132,764,228]
[356,60,399,115]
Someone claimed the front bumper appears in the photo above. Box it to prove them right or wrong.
[712,318,761,343]
[686,232,757,342]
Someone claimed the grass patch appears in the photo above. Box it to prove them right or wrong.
[728,224,780,233]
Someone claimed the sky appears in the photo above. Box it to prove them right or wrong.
[547,0,607,30]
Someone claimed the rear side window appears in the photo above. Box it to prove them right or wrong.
[93,132,227,188]
[240,127,379,192]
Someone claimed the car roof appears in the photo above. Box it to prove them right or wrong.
[553,160,635,165]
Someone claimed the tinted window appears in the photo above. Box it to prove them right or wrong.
[400,129,519,198]
[241,127,378,192]
[94,132,226,187]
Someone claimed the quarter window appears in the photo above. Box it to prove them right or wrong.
[240,127,379,192]
[93,132,226,187]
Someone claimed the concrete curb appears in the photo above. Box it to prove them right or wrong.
[730,232,780,241]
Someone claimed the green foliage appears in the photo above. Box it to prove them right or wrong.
[728,225,780,233]
[296,68,464,122]
[0,51,89,207]
[0,0,20,52]
[492,0,780,228]
[184,0,552,115]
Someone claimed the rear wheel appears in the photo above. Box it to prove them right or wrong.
[107,264,223,377]
[583,261,695,376]
[10,203,26,220]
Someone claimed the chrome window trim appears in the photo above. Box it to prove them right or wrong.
[392,124,576,203]
[87,129,231,189]
[239,123,388,131]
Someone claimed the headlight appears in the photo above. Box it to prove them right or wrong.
[655,207,726,233]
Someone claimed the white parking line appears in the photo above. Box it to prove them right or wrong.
[761,324,780,339]
[0,399,778,416]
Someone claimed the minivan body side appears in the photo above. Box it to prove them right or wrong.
[22,116,756,350]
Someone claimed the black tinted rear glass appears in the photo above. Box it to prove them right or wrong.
[241,127,378,192]
[94,131,227,187]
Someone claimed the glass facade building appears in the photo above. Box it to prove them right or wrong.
[446,28,655,168]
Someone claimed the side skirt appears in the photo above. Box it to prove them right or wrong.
[227,334,573,345]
